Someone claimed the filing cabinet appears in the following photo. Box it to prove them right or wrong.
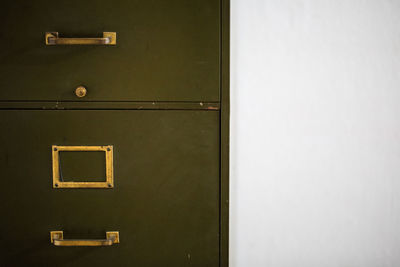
[0,0,229,266]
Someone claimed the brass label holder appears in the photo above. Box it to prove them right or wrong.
[52,145,114,189]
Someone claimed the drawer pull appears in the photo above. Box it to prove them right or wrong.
[50,231,119,246]
[45,32,116,45]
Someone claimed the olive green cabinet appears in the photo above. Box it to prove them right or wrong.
[0,1,229,266]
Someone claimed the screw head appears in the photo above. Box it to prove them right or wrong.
[55,183,59,187]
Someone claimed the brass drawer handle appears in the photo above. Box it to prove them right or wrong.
[45,32,116,45]
[50,231,119,246]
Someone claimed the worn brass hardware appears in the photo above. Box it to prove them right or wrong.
[50,231,119,246]
[52,145,114,188]
[45,32,116,45]
[75,86,87,98]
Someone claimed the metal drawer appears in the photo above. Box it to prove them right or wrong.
[0,0,220,102]
[0,110,220,266]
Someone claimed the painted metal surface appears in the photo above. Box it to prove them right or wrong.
[220,1,230,266]
[0,0,229,265]
[0,0,220,102]
[0,110,220,266]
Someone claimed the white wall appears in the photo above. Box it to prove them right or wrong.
[230,0,400,266]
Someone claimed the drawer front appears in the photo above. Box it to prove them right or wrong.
[0,110,220,267]
[0,0,220,101]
